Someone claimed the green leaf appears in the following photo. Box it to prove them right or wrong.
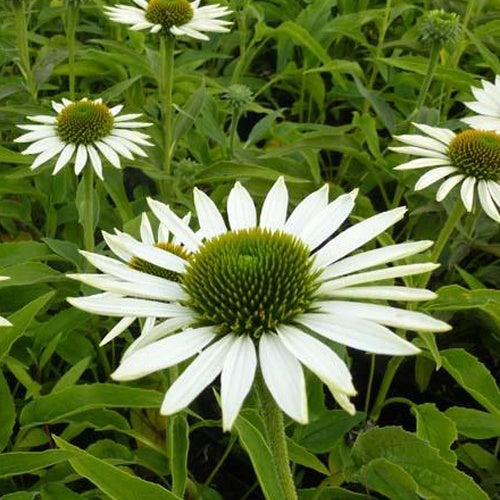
[441,349,500,417]
[40,483,82,499]
[0,371,15,452]
[351,426,489,500]
[0,450,73,477]
[299,487,368,499]
[0,242,52,268]
[412,403,457,464]
[299,410,364,453]
[173,85,206,145]
[446,407,500,439]
[169,413,189,497]
[53,436,180,500]
[0,292,55,363]
[0,263,61,287]
[287,438,329,475]
[234,411,284,500]
[361,458,419,500]
[20,384,163,426]
[51,357,91,393]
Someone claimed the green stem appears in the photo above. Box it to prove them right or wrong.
[82,167,94,252]
[363,355,376,417]
[159,35,175,179]
[12,0,36,100]
[369,357,402,423]
[256,374,297,500]
[229,106,240,157]
[204,435,236,487]
[414,42,440,121]
[418,200,464,289]
[66,0,79,100]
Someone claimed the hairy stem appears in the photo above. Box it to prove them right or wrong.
[66,0,79,100]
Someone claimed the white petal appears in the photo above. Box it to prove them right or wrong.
[298,312,420,355]
[394,133,448,153]
[412,123,456,144]
[389,146,448,159]
[332,391,356,415]
[436,175,464,202]
[414,167,458,191]
[260,177,288,230]
[74,144,88,175]
[100,317,136,346]
[112,327,216,381]
[109,104,124,116]
[461,116,500,132]
[322,240,433,280]
[67,294,187,318]
[277,325,356,396]
[221,336,257,431]
[194,188,227,239]
[52,101,64,113]
[325,286,436,301]
[227,182,257,230]
[161,336,234,415]
[140,213,154,245]
[394,157,451,171]
[298,190,357,250]
[102,137,134,160]
[0,316,12,327]
[95,141,121,169]
[314,207,407,269]
[27,115,57,124]
[148,199,201,252]
[488,181,500,206]
[87,145,103,179]
[16,129,56,144]
[21,137,63,155]
[53,144,76,175]
[316,301,450,333]
[259,333,308,423]
[460,177,476,212]
[478,180,500,222]
[319,263,439,291]
[284,184,329,236]
[29,143,66,170]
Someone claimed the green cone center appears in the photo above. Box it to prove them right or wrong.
[56,101,114,145]
[145,0,194,30]
[182,228,319,338]
[448,130,500,181]
[130,242,190,282]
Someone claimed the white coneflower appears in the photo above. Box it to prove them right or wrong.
[15,98,152,179]
[106,0,232,40]
[68,178,449,430]
[462,76,500,133]
[0,277,11,327]
[391,123,500,223]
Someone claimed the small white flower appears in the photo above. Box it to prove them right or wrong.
[68,178,449,430]
[15,98,152,179]
[0,277,12,327]
[106,0,232,40]
[462,76,500,133]
[391,123,500,223]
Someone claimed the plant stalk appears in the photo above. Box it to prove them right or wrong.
[66,0,79,100]
[256,374,297,500]
[414,42,440,121]
[82,167,94,252]
[159,35,175,178]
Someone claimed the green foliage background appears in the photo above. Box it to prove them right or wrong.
[0,0,499,498]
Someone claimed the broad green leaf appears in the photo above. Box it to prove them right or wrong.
[287,438,329,475]
[41,483,82,499]
[441,349,500,417]
[20,384,163,426]
[446,407,500,439]
[299,410,364,453]
[0,371,15,452]
[169,413,189,497]
[53,436,180,500]
[0,242,51,268]
[234,411,284,500]
[351,427,488,499]
[412,403,457,464]
[299,487,368,499]
[1,493,36,500]
[456,443,500,475]
[361,458,419,500]
[0,292,54,362]
[0,263,61,287]
[0,450,73,477]
[173,85,206,144]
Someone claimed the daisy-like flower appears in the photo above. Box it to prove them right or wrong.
[462,76,500,133]
[0,277,12,327]
[105,0,232,40]
[15,98,152,179]
[68,178,449,430]
[391,123,500,223]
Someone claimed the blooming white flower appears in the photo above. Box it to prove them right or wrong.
[68,178,449,430]
[391,123,500,223]
[105,0,232,40]
[0,277,12,327]
[15,98,152,179]
[462,76,500,133]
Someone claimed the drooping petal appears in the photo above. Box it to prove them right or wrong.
[100,317,135,346]
[460,176,476,212]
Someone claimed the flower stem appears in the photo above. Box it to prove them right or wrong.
[159,35,175,179]
[229,106,240,157]
[12,0,36,100]
[369,357,402,423]
[255,374,297,500]
[414,42,440,121]
[82,167,94,252]
[66,0,79,100]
